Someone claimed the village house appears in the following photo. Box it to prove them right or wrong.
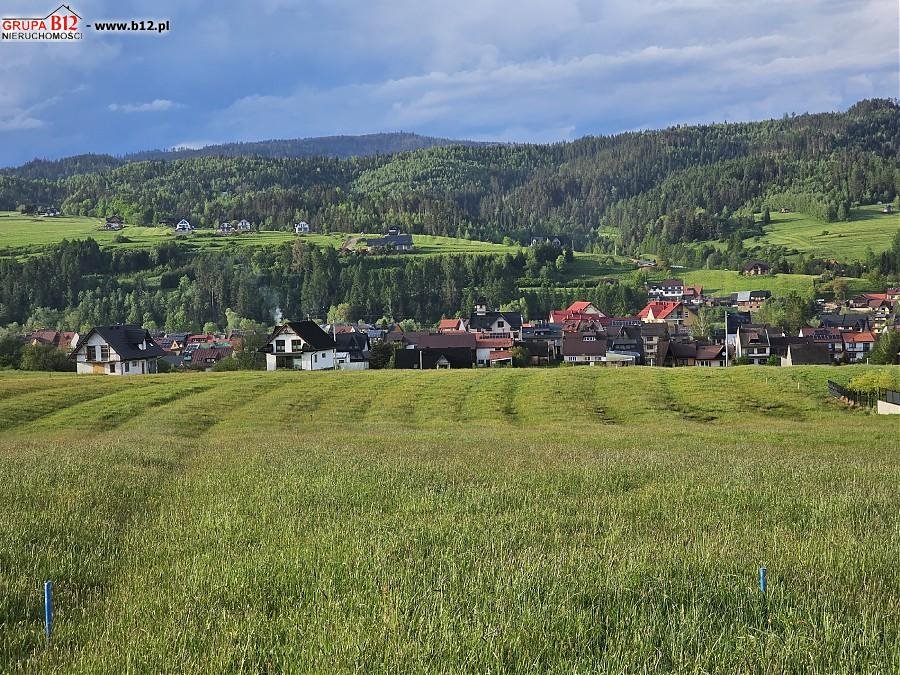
[606,324,644,363]
[468,299,523,340]
[218,222,234,234]
[799,327,843,360]
[437,317,468,333]
[842,331,877,363]
[695,343,726,367]
[818,313,870,332]
[520,323,563,364]
[333,331,370,370]
[733,290,771,312]
[260,320,336,371]
[647,279,684,301]
[741,260,771,276]
[734,325,772,365]
[104,215,124,231]
[27,329,79,352]
[548,300,606,324]
[639,321,668,366]
[237,219,252,233]
[70,325,166,375]
[562,331,607,365]
[294,221,310,234]
[638,300,695,330]
[474,335,514,367]
[366,233,414,252]
[175,219,192,233]
[781,343,831,367]
[182,345,234,370]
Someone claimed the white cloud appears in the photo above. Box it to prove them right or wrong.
[108,99,182,113]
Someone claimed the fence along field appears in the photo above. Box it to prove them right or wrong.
[0,367,897,672]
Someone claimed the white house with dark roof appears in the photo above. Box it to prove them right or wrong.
[70,325,166,375]
[175,219,192,233]
[261,320,336,371]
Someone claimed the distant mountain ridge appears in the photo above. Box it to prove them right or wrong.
[0,133,485,180]
[127,132,487,161]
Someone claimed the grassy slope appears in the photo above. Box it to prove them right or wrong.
[0,367,897,672]
[749,205,899,260]
[0,212,518,259]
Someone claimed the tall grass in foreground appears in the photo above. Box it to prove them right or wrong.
[0,367,897,672]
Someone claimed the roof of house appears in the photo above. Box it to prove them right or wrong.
[475,336,514,349]
[565,301,599,314]
[468,311,523,331]
[819,313,869,328]
[638,301,682,320]
[695,344,725,361]
[669,341,697,359]
[842,331,877,343]
[185,346,234,364]
[640,322,669,337]
[562,332,607,356]
[437,318,465,331]
[737,325,770,346]
[734,290,771,303]
[785,343,832,365]
[769,335,812,357]
[413,332,476,349]
[488,350,513,362]
[70,325,166,360]
[394,347,474,369]
[334,331,370,352]
[742,259,771,271]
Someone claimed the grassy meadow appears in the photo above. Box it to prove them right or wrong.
[0,367,897,672]
[0,212,519,261]
[750,205,899,260]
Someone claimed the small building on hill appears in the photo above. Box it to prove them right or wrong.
[260,320,336,371]
[294,221,310,234]
[175,219,192,233]
[366,233,413,252]
[742,260,771,276]
[104,215,123,231]
[70,325,166,375]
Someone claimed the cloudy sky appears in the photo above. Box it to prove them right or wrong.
[0,0,896,166]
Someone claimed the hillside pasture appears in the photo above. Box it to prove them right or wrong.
[751,205,899,260]
[0,367,897,672]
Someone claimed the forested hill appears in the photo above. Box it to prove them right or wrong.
[1,133,481,180]
[2,100,898,261]
[126,132,484,161]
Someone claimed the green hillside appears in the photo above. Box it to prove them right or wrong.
[0,212,518,259]
[1,368,897,671]
[750,205,899,260]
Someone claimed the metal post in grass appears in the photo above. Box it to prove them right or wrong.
[44,580,53,644]
[758,567,767,595]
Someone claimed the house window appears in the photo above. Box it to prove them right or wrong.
[497,321,505,328]
[275,340,285,353]
[108,363,115,373]
[100,345,110,361]
[124,361,130,373]
[291,339,302,352]
[86,346,97,361]
[314,354,318,363]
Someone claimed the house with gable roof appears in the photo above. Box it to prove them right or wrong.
[70,325,166,375]
[260,320,336,370]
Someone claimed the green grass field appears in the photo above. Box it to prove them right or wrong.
[0,367,897,672]
[750,205,899,260]
[0,212,518,259]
